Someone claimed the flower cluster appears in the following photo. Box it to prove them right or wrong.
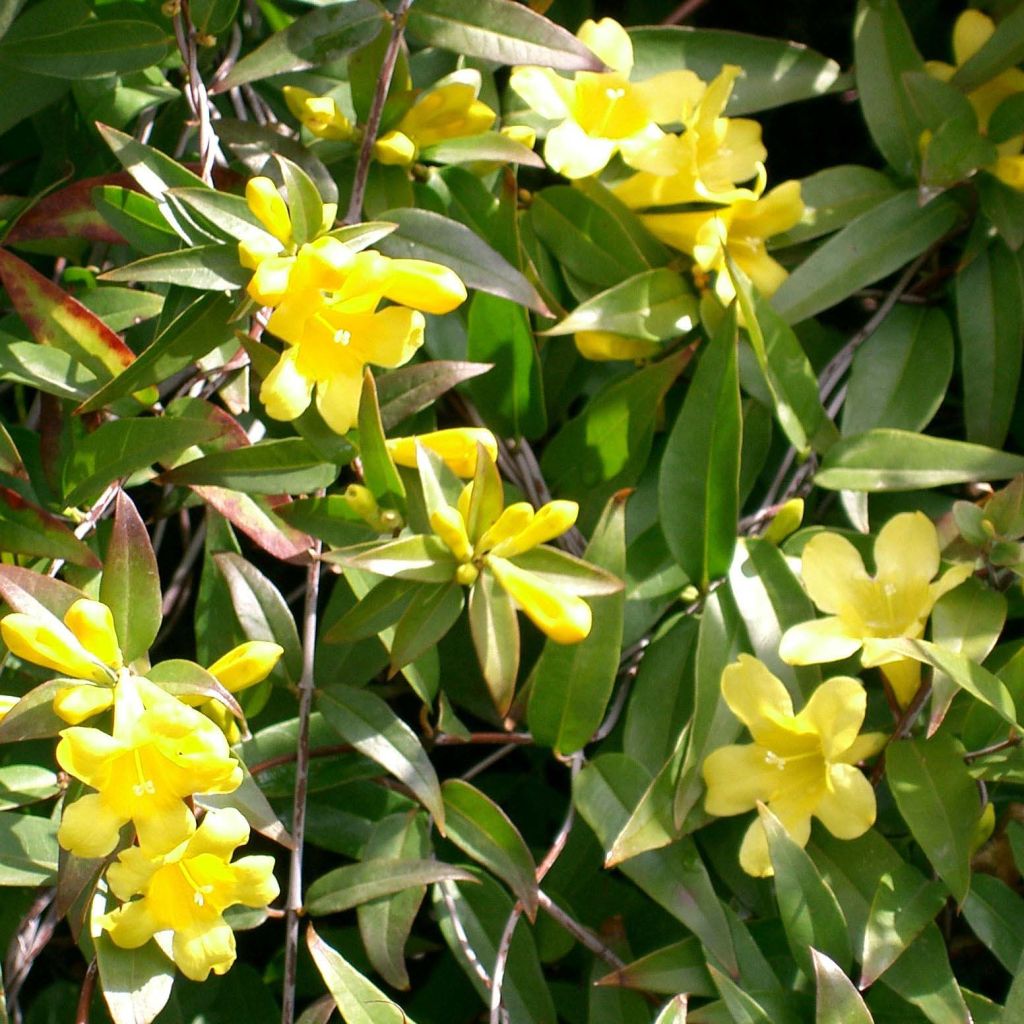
[240,177,468,434]
[1,600,281,981]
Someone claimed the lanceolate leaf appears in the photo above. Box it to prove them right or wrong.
[93,925,174,1024]
[0,486,99,567]
[811,950,873,1024]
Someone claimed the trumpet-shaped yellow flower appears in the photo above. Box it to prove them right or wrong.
[927,10,1024,156]
[56,674,242,858]
[100,807,279,981]
[237,177,338,272]
[257,249,466,434]
[509,17,704,179]
[283,86,353,141]
[702,656,885,877]
[376,70,497,166]
[780,512,973,707]
[386,428,498,478]
[429,449,590,643]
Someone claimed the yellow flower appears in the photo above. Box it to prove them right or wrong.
[779,512,973,707]
[509,17,704,178]
[56,674,242,858]
[702,656,885,877]
[927,10,1024,155]
[573,330,662,362]
[258,249,466,434]
[100,807,279,981]
[632,179,804,303]
[283,86,353,141]
[386,428,498,478]
[206,641,283,695]
[245,177,292,247]
[375,70,497,166]
[429,449,590,643]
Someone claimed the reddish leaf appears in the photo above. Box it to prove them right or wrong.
[192,485,314,562]
[0,563,86,617]
[0,486,101,568]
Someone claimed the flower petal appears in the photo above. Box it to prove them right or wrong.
[107,845,163,901]
[779,617,863,665]
[720,654,794,737]
[798,676,867,761]
[58,792,126,858]
[188,807,250,860]
[53,684,114,724]
[877,657,922,709]
[815,763,876,839]
[577,17,633,75]
[953,9,994,65]
[64,599,122,669]
[56,727,123,789]
[509,67,571,120]
[487,557,592,643]
[230,854,280,907]
[702,743,778,816]
[543,119,616,179]
[172,919,237,981]
[314,366,364,435]
[798,532,870,615]
[873,511,939,589]
[348,306,425,369]
[207,641,283,695]
[260,349,313,423]
[135,798,198,857]
[631,70,705,124]
[101,899,162,950]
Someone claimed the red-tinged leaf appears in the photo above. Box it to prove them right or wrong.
[0,564,85,618]
[0,248,137,383]
[191,485,314,563]
[99,492,162,664]
[0,486,100,567]
[5,172,140,244]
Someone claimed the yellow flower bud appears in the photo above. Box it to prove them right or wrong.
[53,684,115,724]
[456,563,479,586]
[64,599,123,670]
[489,500,578,558]
[381,259,468,315]
[246,177,293,246]
[761,498,804,545]
[574,331,662,362]
[247,254,296,307]
[238,236,283,271]
[283,86,353,141]
[386,428,498,478]
[488,556,591,643]
[430,506,474,563]
[500,124,537,150]
[476,503,535,554]
[207,640,284,694]
[344,484,381,522]
[375,131,418,166]
[1,612,114,684]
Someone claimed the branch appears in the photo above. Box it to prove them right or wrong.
[74,959,98,1024]
[537,890,625,970]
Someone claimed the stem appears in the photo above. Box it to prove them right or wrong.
[964,733,1022,763]
[174,0,224,183]
[281,551,323,1024]
[438,880,493,989]
[488,907,521,1024]
[48,482,121,578]
[661,0,710,24]
[537,890,625,970]
[345,0,414,224]
[74,959,98,1024]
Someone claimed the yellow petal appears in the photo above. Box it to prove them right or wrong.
[346,306,425,368]
[509,66,572,120]
[702,743,778,816]
[290,237,355,293]
[738,815,774,877]
[477,503,535,555]
[380,259,467,314]
[386,428,497,478]
[107,844,164,901]
[187,806,250,859]
[838,731,887,765]
[314,366,365,435]
[779,617,863,665]
[488,500,578,558]
[64,599,122,669]
[1,612,114,683]
[229,854,280,907]
[737,180,804,240]
[798,532,870,615]
[245,177,292,246]
[135,797,201,857]
[375,130,417,166]
[929,561,974,603]
[577,17,633,75]
[0,695,17,720]
[260,349,314,423]
[283,85,315,121]
[247,254,295,306]
[430,505,474,562]
[238,236,283,270]
[500,124,537,149]
[994,155,1024,190]
[101,899,162,950]
[873,511,940,589]
[877,657,922,708]
[53,684,114,724]
[631,70,706,125]
[172,919,237,981]
[207,641,283,694]
[55,726,122,788]
[953,9,995,65]
[487,556,591,643]
[719,654,795,739]
[543,118,617,179]
[814,763,876,839]
[798,676,867,761]
[57,792,126,858]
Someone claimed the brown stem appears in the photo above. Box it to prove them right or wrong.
[661,0,710,24]
[537,890,625,970]
[75,958,98,1024]
[870,672,933,786]
[964,733,1022,763]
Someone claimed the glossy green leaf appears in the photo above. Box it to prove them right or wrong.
[99,244,250,290]
[356,369,405,513]
[951,4,1024,93]
[961,873,1024,971]
[93,924,174,1024]
[0,680,73,744]
[99,491,161,664]
[319,684,445,830]
[468,568,519,714]
[442,778,538,917]
[630,26,842,115]
[96,122,207,197]
[389,581,463,673]
[594,938,714,997]
[978,172,1024,250]
[852,0,925,178]
[329,535,459,583]
[0,765,59,810]
[92,185,180,255]
[772,191,958,324]
[528,492,626,754]
[307,924,424,1024]
[761,805,852,975]
[957,236,1024,447]
[323,576,418,645]
[407,0,601,69]
[420,132,544,167]
[658,306,741,589]
[811,950,873,1024]
[0,811,57,885]
[166,187,276,246]
[815,429,1024,491]
[886,734,980,904]
[706,965,775,1024]
[842,306,953,435]
[214,0,384,91]
[653,996,688,1024]
[376,360,491,431]
[507,546,623,596]
[0,336,96,400]
[274,496,374,550]
[377,207,549,313]
[0,486,99,567]
[277,154,323,248]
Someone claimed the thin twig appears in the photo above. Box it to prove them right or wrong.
[870,673,933,786]
[438,880,493,989]
[75,958,98,1024]
[156,516,207,643]
[964,733,1022,763]
[281,551,323,1024]
[435,731,534,746]
[662,0,710,24]
[537,890,625,970]
[460,742,520,782]
[488,908,520,1024]
[174,0,225,183]
[535,753,582,882]
[345,0,414,224]
[48,482,121,578]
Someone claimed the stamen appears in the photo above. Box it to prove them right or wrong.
[334,328,352,346]
[180,861,215,908]
[131,749,155,797]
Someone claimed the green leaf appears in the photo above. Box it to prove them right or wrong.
[377,207,548,314]
[92,185,180,255]
[96,122,207,197]
[78,292,237,413]
[0,336,96,400]
[503,546,622,596]
[468,569,519,714]
[420,132,544,167]
[275,496,375,550]
[389,581,463,673]
[329,535,459,583]
[214,552,302,682]
[630,26,842,116]
[319,684,445,830]
[852,0,925,178]
[165,187,277,246]
[0,248,139,384]
[357,369,405,513]
[0,765,59,810]
[147,659,241,718]
[441,778,538,917]
[93,925,174,1024]
[989,93,1024,146]
[190,0,238,35]
[306,857,475,916]
[594,938,714,997]
[886,734,980,904]
[860,866,947,988]
[811,950,873,1024]
[307,924,424,1024]
[951,4,1024,93]
[842,306,953,436]
[407,0,601,69]
[815,429,1024,491]
[771,191,959,324]
[98,244,250,291]
[163,438,342,495]
[706,965,776,1024]
[957,237,1024,448]
[546,268,698,342]
[324,576,418,645]
[376,360,491,431]
[761,805,852,975]
[213,0,384,91]
[653,996,688,1024]
[63,415,220,507]
[528,492,626,754]
[0,811,57,885]
[978,173,1024,251]
[658,306,741,589]
[0,680,73,744]
[0,20,168,79]
[99,491,161,664]
[961,873,1024,972]
[277,154,324,247]
[0,486,100,567]
[466,292,546,439]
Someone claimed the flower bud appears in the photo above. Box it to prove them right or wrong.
[574,331,662,362]
[375,131,418,166]
[455,563,479,586]
[488,556,591,643]
[500,125,537,149]
[430,506,474,563]
[207,640,284,694]
[64,599,123,670]
[489,500,578,558]
[381,259,467,314]
[1,612,114,683]
[246,177,292,245]
[386,428,497,478]
[761,498,804,545]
